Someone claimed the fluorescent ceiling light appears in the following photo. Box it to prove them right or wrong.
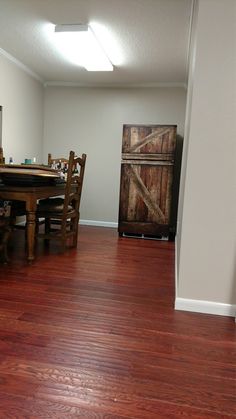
[54,24,113,71]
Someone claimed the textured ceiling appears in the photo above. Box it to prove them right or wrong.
[0,0,192,86]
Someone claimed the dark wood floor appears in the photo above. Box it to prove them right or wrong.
[0,226,235,418]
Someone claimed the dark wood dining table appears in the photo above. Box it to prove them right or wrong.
[0,182,67,262]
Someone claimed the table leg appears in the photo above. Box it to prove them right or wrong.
[26,201,37,262]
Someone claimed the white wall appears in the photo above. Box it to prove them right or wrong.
[43,86,186,223]
[176,0,236,312]
[0,53,44,164]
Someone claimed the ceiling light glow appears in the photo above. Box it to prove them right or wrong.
[54,23,113,71]
[90,22,124,66]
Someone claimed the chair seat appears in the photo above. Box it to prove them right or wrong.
[38,197,73,213]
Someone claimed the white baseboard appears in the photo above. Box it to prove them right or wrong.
[175,297,236,317]
[175,236,178,299]
[79,219,118,228]
[16,219,118,228]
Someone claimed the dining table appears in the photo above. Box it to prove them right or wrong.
[0,165,67,262]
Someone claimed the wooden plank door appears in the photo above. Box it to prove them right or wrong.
[122,125,176,159]
[118,124,177,237]
[119,161,174,236]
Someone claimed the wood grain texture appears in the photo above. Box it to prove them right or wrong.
[122,125,177,155]
[120,163,173,226]
[119,125,177,237]
[0,226,235,418]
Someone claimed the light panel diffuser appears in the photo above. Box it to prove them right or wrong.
[54,24,113,71]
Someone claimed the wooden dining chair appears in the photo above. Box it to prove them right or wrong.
[0,218,11,263]
[0,201,12,263]
[0,147,27,229]
[37,151,86,250]
[0,147,5,164]
[48,153,69,171]
[11,153,70,232]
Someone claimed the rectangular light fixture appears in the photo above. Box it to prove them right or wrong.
[54,23,113,71]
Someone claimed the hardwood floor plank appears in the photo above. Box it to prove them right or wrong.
[0,356,235,412]
[0,226,235,418]
[0,392,131,419]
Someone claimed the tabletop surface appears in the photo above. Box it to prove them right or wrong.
[0,164,60,178]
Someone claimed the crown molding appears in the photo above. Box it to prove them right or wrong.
[0,47,44,84]
[44,81,187,89]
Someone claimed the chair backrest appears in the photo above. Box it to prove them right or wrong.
[62,151,87,226]
[0,147,5,164]
[48,153,69,170]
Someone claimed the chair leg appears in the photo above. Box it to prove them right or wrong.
[44,218,51,245]
[10,215,16,228]
[61,239,66,253]
[72,214,79,247]
[0,226,11,263]
[60,227,67,252]
[45,218,51,234]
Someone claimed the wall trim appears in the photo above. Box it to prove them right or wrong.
[0,47,44,84]
[79,219,118,228]
[44,81,187,89]
[175,297,236,317]
[174,236,178,299]
[16,218,118,229]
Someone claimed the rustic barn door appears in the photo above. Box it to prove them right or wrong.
[118,125,177,238]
